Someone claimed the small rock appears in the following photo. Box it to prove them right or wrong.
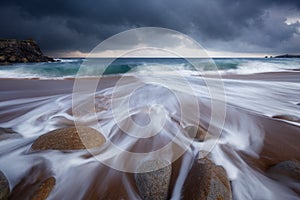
[181,157,232,200]
[0,127,21,141]
[0,128,16,134]
[8,56,16,62]
[184,125,207,142]
[31,126,106,151]
[134,160,172,200]
[31,177,56,200]
[0,170,10,200]
[272,115,300,123]
[267,160,300,181]
[0,56,6,62]
[21,57,28,63]
[267,160,300,194]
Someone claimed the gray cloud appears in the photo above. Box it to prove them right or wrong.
[0,0,299,56]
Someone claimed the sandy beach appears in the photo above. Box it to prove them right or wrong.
[0,71,299,199]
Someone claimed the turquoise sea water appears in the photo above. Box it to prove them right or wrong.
[0,58,300,79]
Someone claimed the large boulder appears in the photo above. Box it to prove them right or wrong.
[31,126,106,151]
[181,157,232,200]
[0,39,54,65]
[0,170,10,200]
[134,160,172,200]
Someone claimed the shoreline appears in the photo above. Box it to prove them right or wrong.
[0,70,299,80]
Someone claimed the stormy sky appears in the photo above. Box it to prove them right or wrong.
[1,0,300,57]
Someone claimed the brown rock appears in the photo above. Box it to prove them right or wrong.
[135,160,172,200]
[0,170,10,200]
[31,177,56,200]
[31,126,106,151]
[181,157,232,200]
[9,163,53,200]
[184,125,207,142]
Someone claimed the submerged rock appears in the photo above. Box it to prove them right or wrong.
[0,39,54,65]
[267,160,300,194]
[0,127,21,141]
[31,126,106,151]
[184,125,207,142]
[267,160,300,181]
[0,170,10,200]
[134,160,172,200]
[31,177,56,200]
[181,156,232,200]
[272,115,300,123]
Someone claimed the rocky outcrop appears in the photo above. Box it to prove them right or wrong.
[0,39,54,65]
[134,160,172,200]
[274,54,300,58]
[0,170,10,200]
[31,126,106,151]
[181,156,232,200]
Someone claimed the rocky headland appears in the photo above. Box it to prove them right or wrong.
[274,54,300,58]
[0,39,54,65]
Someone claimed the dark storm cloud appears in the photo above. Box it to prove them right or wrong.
[1,0,299,55]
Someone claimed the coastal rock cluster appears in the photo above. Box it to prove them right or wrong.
[3,125,300,199]
[0,125,234,200]
[0,39,54,65]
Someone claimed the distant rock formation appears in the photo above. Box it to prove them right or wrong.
[274,54,300,58]
[0,39,54,65]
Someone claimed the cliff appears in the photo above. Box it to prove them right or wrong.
[0,39,54,65]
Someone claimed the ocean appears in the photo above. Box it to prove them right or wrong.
[0,58,300,78]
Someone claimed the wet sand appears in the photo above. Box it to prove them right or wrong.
[0,72,300,199]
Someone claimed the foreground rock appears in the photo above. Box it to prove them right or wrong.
[31,177,56,200]
[31,126,106,151]
[0,39,54,65]
[0,170,10,200]
[135,160,172,200]
[184,125,207,142]
[181,156,232,200]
